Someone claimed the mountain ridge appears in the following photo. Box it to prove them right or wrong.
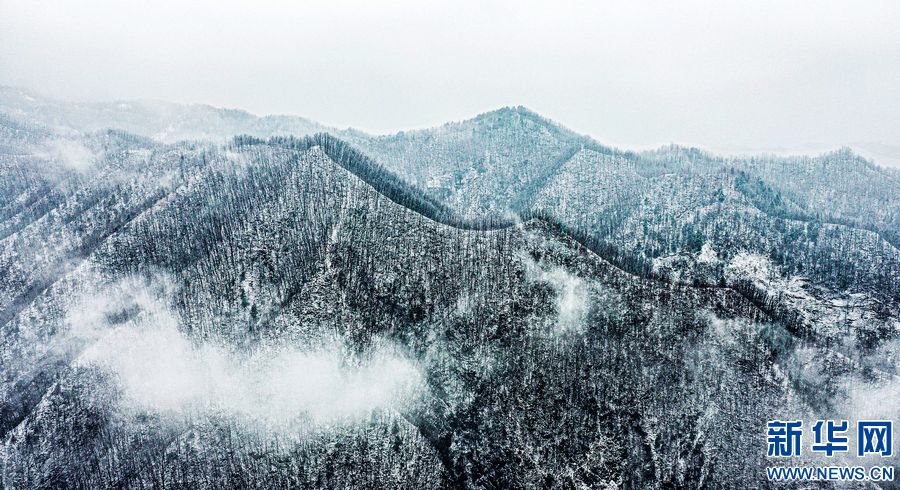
[1,112,897,487]
[3,84,885,166]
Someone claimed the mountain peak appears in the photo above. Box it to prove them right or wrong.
[474,105,556,125]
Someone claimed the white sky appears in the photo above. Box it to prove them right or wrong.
[1,0,899,155]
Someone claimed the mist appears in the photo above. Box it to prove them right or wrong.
[36,138,98,172]
[65,276,425,430]
[524,258,590,334]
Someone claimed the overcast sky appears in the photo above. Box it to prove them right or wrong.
[2,0,899,157]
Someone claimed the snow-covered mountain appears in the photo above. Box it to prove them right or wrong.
[0,91,897,488]
[0,86,328,144]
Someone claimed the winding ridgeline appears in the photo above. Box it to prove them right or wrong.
[0,88,898,488]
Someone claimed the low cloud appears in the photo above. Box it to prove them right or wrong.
[38,138,98,171]
[67,276,424,430]
[834,338,900,422]
[525,259,589,334]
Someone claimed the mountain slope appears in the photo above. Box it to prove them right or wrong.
[344,106,594,217]
[5,85,897,245]
[4,127,895,487]
[1,96,898,488]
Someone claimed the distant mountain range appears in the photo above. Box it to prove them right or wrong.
[0,86,897,488]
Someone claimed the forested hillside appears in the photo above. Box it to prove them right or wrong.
[0,96,897,488]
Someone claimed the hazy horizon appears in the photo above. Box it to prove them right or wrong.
[5,82,900,169]
[2,0,899,165]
